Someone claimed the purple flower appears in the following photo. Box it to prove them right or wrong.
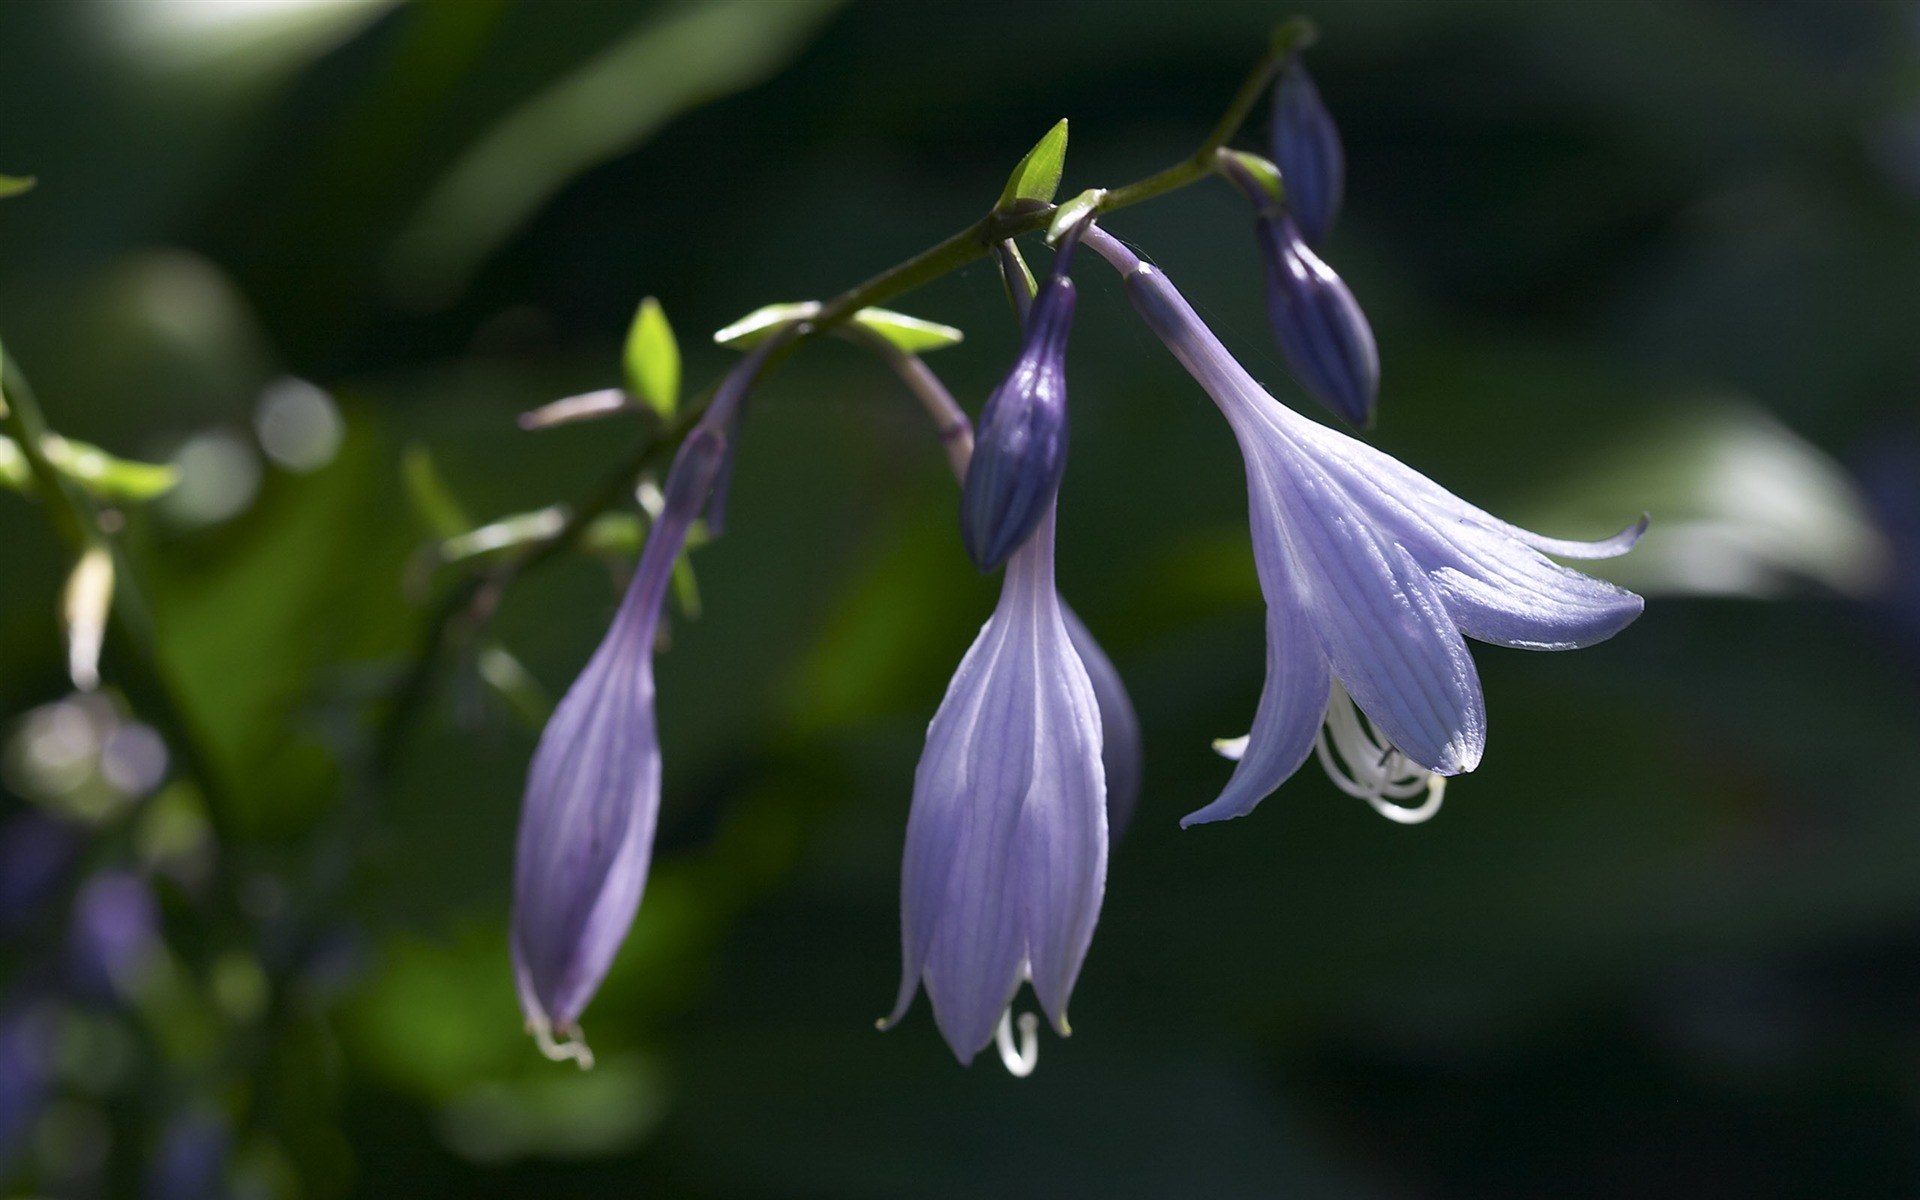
[1062,604,1141,840]
[1257,210,1379,428]
[1270,53,1344,246]
[886,506,1107,1067]
[510,338,779,1065]
[1087,228,1644,825]
[68,871,159,1000]
[961,265,1076,570]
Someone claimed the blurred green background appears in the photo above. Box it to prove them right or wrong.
[4,0,1920,1195]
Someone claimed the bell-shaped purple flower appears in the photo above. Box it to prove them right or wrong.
[1270,53,1344,246]
[886,506,1107,1066]
[1259,210,1378,428]
[1087,228,1644,825]
[511,339,778,1065]
[1062,604,1141,840]
[961,274,1076,571]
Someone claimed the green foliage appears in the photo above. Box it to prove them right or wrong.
[0,173,34,198]
[712,300,819,348]
[622,296,679,419]
[849,306,963,354]
[995,118,1069,212]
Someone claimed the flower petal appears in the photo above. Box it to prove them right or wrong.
[1260,437,1487,775]
[891,512,1106,1061]
[509,637,660,1031]
[1062,603,1142,841]
[1181,575,1330,826]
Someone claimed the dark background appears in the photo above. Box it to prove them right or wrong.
[4,0,1920,1195]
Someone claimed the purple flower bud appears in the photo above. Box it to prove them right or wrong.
[511,336,781,1064]
[887,507,1107,1067]
[1258,211,1379,428]
[1270,53,1344,246]
[961,275,1076,571]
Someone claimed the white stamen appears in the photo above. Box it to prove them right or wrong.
[1313,681,1446,825]
[994,1008,1040,1078]
[529,1017,596,1070]
[1211,734,1249,762]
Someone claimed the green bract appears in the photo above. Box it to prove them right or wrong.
[995,119,1068,213]
[624,297,680,419]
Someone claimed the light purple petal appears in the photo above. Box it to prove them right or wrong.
[1105,249,1640,786]
[891,510,1106,1062]
[1061,604,1142,840]
[1181,568,1330,826]
[509,623,660,1033]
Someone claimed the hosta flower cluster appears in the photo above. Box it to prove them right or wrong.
[508,39,1644,1074]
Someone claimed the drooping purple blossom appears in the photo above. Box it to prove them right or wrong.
[961,261,1076,571]
[1270,52,1344,246]
[510,336,781,1065]
[1257,210,1379,428]
[886,506,1107,1066]
[1063,604,1141,840]
[1086,226,1644,825]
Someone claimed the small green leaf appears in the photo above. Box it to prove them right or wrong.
[995,119,1068,212]
[670,555,701,619]
[851,307,964,354]
[402,444,472,539]
[0,437,27,492]
[713,301,820,349]
[1047,188,1107,245]
[623,297,680,419]
[0,175,35,199]
[40,435,178,501]
[581,511,644,555]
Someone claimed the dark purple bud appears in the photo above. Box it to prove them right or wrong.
[68,871,159,1000]
[961,276,1075,570]
[1270,53,1344,245]
[1258,212,1378,427]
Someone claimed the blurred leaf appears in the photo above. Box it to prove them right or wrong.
[0,435,26,491]
[401,444,472,540]
[713,301,819,349]
[39,435,179,502]
[995,118,1068,211]
[437,1053,667,1164]
[476,641,552,727]
[671,555,701,619]
[439,506,567,565]
[517,388,637,431]
[850,306,964,354]
[623,297,680,419]
[0,174,35,198]
[1521,397,1887,598]
[581,511,644,556]
[386,0,850,309]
